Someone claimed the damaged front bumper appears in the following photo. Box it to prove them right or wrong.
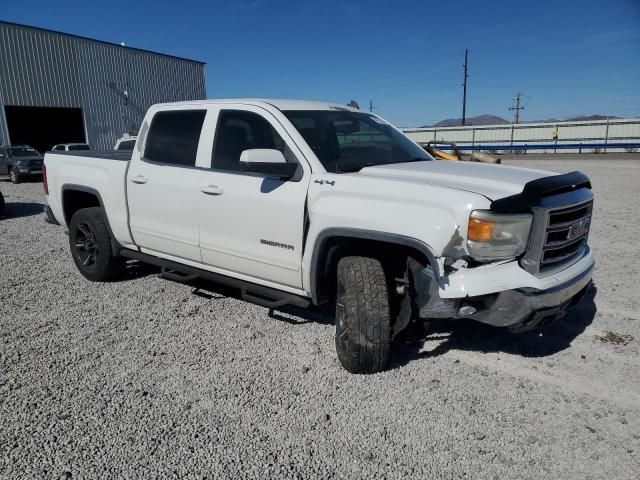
[415,249,595,331]
[461,263,593,330]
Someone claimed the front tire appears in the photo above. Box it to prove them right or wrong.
[0,191,5,217]
[335,256,391,374]
[69,207,123,281]
[9,168,22,184]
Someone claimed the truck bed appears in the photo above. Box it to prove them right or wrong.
[47,150,132,161]
[44,150,134,247]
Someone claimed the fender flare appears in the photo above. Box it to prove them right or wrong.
[308,227,439,305]
[61,184,123,255]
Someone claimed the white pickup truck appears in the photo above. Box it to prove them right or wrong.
[44,99,595,373]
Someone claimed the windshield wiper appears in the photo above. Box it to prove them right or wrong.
[404,157,429,163]
[372,158,429,168]
[338,158,429,173]
[338,164,372,173]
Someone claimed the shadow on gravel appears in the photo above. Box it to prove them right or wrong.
[155,273,333,325]
[391,283,598,368]
[3,201,45,219]
[120,261,161,282]
[0,176,43,184]
[267,304,333,326]
[114,260,598,361]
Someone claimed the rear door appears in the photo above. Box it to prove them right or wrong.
[127,108,208,262]
[197,106,311,288]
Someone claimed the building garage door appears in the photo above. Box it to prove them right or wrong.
[4,106,86,153]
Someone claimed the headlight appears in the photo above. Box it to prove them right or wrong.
[467,210,532,261]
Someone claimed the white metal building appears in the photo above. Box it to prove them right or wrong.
[0,21,206,152]
[403,118,640,153]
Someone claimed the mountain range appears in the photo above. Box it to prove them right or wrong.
[425,114,621,128]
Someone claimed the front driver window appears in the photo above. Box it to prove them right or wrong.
[212,110,287,172]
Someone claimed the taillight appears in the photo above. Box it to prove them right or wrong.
[43,164,49,195]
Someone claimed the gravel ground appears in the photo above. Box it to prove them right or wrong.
[1,157,639,479]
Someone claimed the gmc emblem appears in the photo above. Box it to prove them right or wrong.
[567,217,590,240]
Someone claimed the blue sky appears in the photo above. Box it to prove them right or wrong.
[3,0,639,126]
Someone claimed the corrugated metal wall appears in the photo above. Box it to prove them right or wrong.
[403,119,640,153]
[0,22,206,149]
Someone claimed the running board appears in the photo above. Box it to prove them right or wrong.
[120,249,310,309]
[160,267,198,283]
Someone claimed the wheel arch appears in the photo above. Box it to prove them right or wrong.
[61,184,121,255]
[308,228,439,305]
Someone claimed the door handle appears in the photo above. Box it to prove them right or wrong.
[201,185,223,196]
[131,175,148,184]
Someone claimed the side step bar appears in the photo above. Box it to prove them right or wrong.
[120,249,310,309]
[160,267,199,283]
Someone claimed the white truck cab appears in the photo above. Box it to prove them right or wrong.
[43,99,595,373]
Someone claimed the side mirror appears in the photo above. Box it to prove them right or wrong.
[239,149,297,179]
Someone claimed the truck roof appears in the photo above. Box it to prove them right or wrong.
[153,99,361,112]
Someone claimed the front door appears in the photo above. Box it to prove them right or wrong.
[197,107,310,288]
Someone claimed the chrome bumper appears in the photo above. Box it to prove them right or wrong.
[17,166,42,175]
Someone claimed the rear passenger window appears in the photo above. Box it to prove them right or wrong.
[212,110,286,172]
[144,110,206,166]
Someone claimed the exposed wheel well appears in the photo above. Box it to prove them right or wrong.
[312,235,432,305]
[62,189,101,225]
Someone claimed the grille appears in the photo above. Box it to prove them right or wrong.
[29,159,43,167]
[539,200,592,274]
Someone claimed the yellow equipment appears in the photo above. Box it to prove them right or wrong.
[422,141,501,164]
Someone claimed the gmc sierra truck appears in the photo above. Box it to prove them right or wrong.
[43,99,595,373]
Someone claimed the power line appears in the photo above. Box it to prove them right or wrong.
[461,49,469,126]
[509,92,525,124]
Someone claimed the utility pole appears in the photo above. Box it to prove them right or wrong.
[509,92,524,124]
[369,100,376,113]
[461,49,469,126]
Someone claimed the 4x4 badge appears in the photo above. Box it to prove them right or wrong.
[314,180,335,186]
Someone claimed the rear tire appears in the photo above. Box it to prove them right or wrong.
[9,168,22,184]
[335,256,391,374]
[69,207,123,281]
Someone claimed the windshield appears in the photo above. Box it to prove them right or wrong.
[7,146,40,157]
[283,110,431,172]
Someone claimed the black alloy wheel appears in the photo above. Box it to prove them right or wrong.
[73,222,99,270]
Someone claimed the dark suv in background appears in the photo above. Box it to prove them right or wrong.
[0,145,44,183]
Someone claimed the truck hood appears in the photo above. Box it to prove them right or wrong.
[357,160,555,201]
